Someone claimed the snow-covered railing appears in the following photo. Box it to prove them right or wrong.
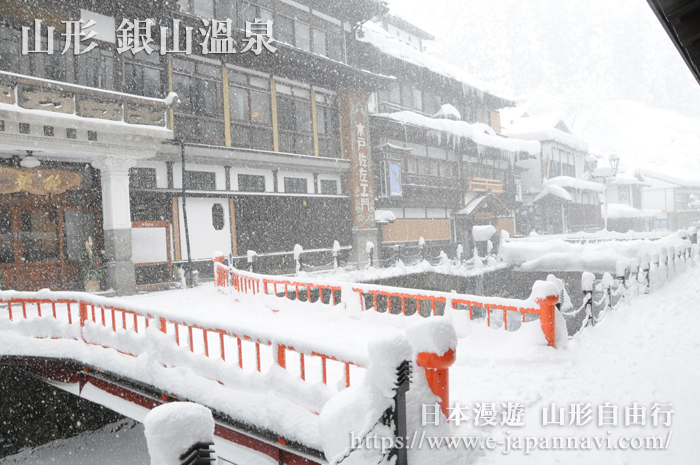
[563,241,698,336]
[0,290,364,394]
[214,260,561,348]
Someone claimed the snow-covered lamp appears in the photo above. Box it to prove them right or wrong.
[20,151,40,169]
[585,154,597,172]
[608,153,620,172]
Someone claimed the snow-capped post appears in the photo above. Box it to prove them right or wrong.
[615,260,627,290]
[629,258,640,296]
[456,243,463,266]
[531,280,559,348]
[688,226,697,244]
[668,246,676,279]
[394,243,401,266]
[581,272,595,328]
[294,244,303,274]
[418,236,425,262]
[247,250,257,273]
[366,241,374,268]
[640,252,650,294]
[406,318,458,418]
[144,402,216,465]
[472,225,496,258]
[332,240,341,271]
[211,252,225,288]
[601,272,615,311]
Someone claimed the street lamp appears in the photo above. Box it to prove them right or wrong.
[608,153,620,172]
[586,154,598,172]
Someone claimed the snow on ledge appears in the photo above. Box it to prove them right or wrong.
[378,111,541,155]
[543,176,606,192]
[533,184,573,203]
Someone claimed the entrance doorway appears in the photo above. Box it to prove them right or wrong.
[0,206,97,291]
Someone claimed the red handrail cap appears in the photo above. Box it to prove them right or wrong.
[416,348,456,369]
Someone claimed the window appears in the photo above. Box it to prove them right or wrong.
[182,0,237,21]
[380,161,402,196]
[124,56,161,98]
[315,92,340,157]
[401,84,413,109]
[129,168,157,189]
[238,174,265,192]
[277,15,295,45]
[412,88,422,111]
[212,204,225,230]
[424,91,441,115]
[295,21,310,51]
[78,48,114,90]
[618,188,629,203]
[313,28,327,56]
[276,85,313,154]
[244,2,272,23]
[328,34,343,61]
[406,158,417,173]
[0,26,21,74]
[184,170,216,190]
[320,179,338,195]
[172,58,224,144]
[284,177,308,194]
[228,71,273,149]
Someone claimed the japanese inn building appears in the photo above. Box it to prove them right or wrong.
[0,0,560,295]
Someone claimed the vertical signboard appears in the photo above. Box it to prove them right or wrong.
[338,88,375,230]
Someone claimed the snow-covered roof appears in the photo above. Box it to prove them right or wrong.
[359,20,510,100]
[533,184,573,203]
[377,111,541,155]
[543,176,606,192]
[635,168,700,188]
[606,203,665,219]
[501,114,588,153]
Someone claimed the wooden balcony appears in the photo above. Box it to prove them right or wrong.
[468,177,504,194]
[0,71,171,128]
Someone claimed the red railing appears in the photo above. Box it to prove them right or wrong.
[214,261,560,348]
[1,291,363,398]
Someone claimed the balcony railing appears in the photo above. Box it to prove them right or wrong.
[468,177,504,194]
[0,71,172,128]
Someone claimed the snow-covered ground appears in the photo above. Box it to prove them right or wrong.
[449,265,700,463]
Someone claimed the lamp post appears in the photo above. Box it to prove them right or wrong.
[586,153,620,230]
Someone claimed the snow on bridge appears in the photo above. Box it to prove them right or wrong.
[0,262,562,465]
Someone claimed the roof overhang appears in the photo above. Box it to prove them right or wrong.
[647,0,700,86]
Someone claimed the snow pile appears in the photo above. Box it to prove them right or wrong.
[144,402,214,465]
[500,232,688,273]
[533,184,573,202]
[374,209,396,224]
[432,103,461,120]
[472,225,497,241]
[378,110,541,155]
[405,316,457,356]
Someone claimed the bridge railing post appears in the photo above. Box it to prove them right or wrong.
[79,301,88,341]
[533,281,559,349]
[212,253,225,288]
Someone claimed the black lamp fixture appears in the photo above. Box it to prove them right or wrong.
[608,153,620,172]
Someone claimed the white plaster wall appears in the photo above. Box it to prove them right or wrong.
[178,197,232,259]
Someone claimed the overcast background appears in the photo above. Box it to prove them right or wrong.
[384,0,700,178]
